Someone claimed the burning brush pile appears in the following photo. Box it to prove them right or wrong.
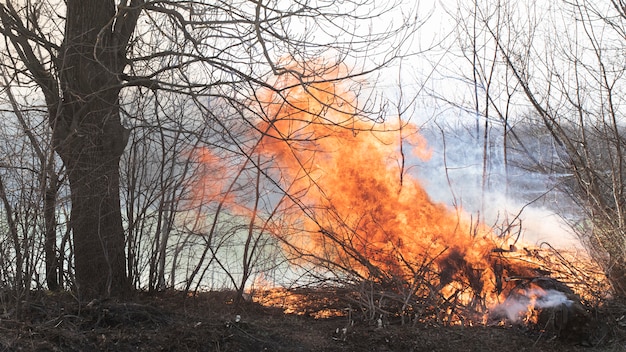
[202,66,612,343]
[255,247,605,343]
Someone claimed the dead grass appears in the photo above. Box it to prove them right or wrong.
[0,289,622,351]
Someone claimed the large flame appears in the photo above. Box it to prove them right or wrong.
[188,63,607,327]
[251,67,532,315]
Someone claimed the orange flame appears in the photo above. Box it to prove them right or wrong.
[253,66,526,312]
[188,63,558,323]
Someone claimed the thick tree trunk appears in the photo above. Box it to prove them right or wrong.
[54,0,132,298]
[64,128,129,297]
[55,100,130,298]
[1,0,141,297]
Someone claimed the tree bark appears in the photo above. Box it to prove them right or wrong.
[52,0,136,298]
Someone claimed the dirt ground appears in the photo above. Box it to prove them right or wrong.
[0,290,624,352]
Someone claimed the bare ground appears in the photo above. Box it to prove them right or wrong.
[0,290,624,352]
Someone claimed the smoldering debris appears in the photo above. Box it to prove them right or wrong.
[491,288,573,322]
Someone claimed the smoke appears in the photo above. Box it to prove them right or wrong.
[412,121,582,248]
[491,288,573,322]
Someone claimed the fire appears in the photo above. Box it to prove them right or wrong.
[253,66,532,319]
[191,148,235,205]
[254,287,347,319]
[192,62,604,327]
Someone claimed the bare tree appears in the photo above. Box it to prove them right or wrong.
[0,73,70,315]
[0,0,417,298]
[0,0,139,297]
[1,71,64,291]
[447,0,626,297]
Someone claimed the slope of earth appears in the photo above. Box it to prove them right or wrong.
[0,290,623,352]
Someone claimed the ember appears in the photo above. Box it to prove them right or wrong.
[254,287,348,319]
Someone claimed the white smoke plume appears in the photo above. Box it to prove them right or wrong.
[492,288,573,322]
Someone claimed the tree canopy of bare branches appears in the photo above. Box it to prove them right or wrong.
[443,0,626,297]
[0,0,419,298]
